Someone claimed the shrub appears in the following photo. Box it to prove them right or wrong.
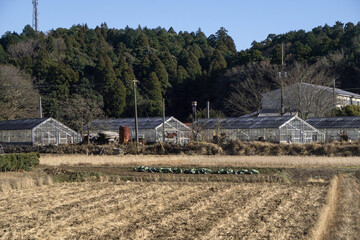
[186,141,223,155]
[0,152,39,172]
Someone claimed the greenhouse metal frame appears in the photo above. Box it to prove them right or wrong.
[0,118,82,146]
[197,115,324,144]
[307,116,360,141]
[85,117,192,144]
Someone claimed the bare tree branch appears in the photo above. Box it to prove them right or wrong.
[0,65,39,120]
[269,61,335,118]
[224,62,276,115]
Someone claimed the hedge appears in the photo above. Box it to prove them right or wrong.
[0,152,40,172]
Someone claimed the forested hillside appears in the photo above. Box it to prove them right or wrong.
[0,21,359,130]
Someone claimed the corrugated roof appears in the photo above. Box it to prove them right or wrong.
[263,83,360,99]
[306,116,360,129]
[0,118,49,130]
[85,117,172,131]
[301,83,360,98]
[258,109,296,117]
[197,116,294,129]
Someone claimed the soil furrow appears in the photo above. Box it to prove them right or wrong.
[49,183,204,239]
[202,183,282,239]
[145,184,260,240]
[24,183,177,239]
[101,183,222,239]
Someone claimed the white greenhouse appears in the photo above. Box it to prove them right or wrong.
[85,117,192,144]
[0,118,82,146]
[307,116,360,141]
[197,115,324,144]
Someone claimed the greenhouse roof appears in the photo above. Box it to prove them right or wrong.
[0,118,49,130]
[306,116,360,129]
[85,117,173,131]
[196,116,295,129]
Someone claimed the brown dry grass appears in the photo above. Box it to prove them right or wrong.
[0,170,54,193]
[0,181,327,240]
[40,154,360,168]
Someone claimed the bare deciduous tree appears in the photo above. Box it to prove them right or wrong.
[224,62,277,116]
[0,65,39,120]
[226,60,336,119]
[264,61,335,119]
[59,94,104,134]
[7,39,39,59]
[52,38,66,62]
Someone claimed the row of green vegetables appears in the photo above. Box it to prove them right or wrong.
[134,166,259,174]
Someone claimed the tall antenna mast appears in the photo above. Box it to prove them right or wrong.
[32,0,38,32]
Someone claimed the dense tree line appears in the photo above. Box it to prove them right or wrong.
[0,21,359,130]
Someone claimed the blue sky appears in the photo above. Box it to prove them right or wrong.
[0,0,359,50]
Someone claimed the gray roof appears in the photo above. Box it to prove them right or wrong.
[307,116,360,129]
[258,109,296,117]
[0,118,49,130]
[302,83,360,98]
[262,83,360,99]
[197,116,295,129]
[85,117,172,131]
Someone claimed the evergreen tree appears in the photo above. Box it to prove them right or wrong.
[186,51,202,79]
[209,49,227,74]
[97,55,126,117]
[149,53,169,95]
[1,22,360,125]
[159,51,177,83]
[0,45,5,64]
[177,65,189,83]
[142,72,162,116]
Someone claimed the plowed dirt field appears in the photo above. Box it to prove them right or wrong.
[0,181,328,240]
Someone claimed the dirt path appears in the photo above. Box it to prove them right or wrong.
[328,175,360,239]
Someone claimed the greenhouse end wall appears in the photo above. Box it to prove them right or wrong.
[279,118,324,144]
[33,119,81,146]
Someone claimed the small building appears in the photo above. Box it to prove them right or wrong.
[84,117,191,144]
[261,83,360,118]
[0,118,82,146]
[306,116,360,141]
[197,115,324,144]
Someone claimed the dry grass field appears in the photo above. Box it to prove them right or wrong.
[1,154,360,239]
[1,181,329,240]
[0,170,54,192]
[40,154,360,168]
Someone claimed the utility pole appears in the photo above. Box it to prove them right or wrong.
[333,79,336,108]
[162,98,166,142]
[191,101,197,141]
[133,79,139,148]
[39,96,42,118]
[279,43,285,116]
[32,0,38,32]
